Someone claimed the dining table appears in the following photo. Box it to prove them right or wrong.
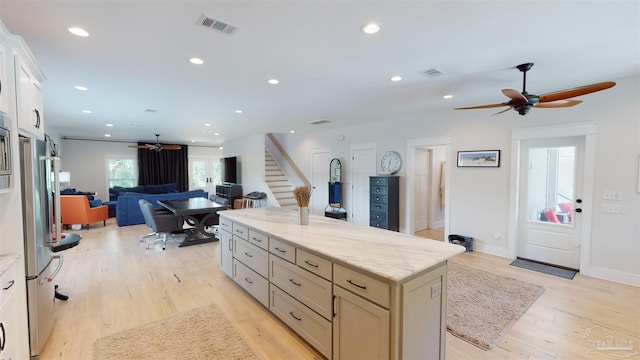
[157,198,230,247]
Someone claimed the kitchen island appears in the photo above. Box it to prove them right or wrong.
[218,207,464,359]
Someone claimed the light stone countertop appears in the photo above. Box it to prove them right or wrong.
[219,208,464,283]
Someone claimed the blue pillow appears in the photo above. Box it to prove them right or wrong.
[89,199,103,207]
[145,185,166,194]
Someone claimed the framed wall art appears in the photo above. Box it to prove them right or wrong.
[457,150,500,168]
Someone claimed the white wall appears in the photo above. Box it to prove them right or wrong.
[233,75,639,285]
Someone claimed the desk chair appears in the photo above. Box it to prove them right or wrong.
[138,199,184,250]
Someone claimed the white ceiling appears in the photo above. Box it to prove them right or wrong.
[1,1,638,147]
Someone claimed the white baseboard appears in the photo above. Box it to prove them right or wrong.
[585,265,640,287]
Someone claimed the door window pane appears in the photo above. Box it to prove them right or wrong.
[527,146,575,225]
[191,160,206,187]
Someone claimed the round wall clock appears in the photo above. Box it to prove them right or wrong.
[380,150,402,175]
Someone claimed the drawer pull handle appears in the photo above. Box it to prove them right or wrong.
[274,247,286,253]
[304,260,319,268]
[289,312,302,321]
[347,279,367,290]
[2,280,14,290]
[244,252,253,258]
[289,278,302,287]
[244,277,253,284]
[251,237,262,242]
[235,229,243,234]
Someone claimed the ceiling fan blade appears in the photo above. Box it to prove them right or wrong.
[454,103,507,110]
[535,100,583,108]
[162,145,182,150]
[128,145,153,149]
[538,81,616,103]
[501,89,528,102]
[492,107,513,115]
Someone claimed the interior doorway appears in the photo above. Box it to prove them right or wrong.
[406,137,451,240]
[350,143,376,226]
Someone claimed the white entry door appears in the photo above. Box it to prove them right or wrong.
[518,136,584,269]
[350,145,376,225]
[311,151,330,216]
[189,156,220,194]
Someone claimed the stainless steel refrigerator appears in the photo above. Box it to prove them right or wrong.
[19,135,62,359]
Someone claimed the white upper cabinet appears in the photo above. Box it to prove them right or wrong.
[15,52,44,139]
[0,42,7,115]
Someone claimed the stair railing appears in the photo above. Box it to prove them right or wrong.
[266,133,311,188]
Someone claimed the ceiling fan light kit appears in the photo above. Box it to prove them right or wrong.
[454,62,616,115]
[128,134,182,152]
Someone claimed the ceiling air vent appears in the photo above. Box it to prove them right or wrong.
[308,119,332,126]
[420,67,446,78]
[197,14,239,35]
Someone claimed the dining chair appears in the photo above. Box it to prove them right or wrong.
[138,199,184,250]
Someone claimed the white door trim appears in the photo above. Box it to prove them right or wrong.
[508,123,596,275]
[406,137,451,237]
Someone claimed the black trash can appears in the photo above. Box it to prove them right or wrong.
[448,234,474,253]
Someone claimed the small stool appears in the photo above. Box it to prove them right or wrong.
[448,234,473,253]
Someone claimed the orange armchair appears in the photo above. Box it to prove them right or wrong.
[60,195,109,229]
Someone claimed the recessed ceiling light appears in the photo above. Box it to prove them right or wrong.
[218,146,223,150]
[390,76,402,82]
[68,27,89,37]
[268,79,279,85]
[189,57,204,65]
[361,23,380,34]
[82,110,92,114]
[104,134,111,137]
[214,132,220,136]
[235,110,243,114]
[289,130,296,134]
[106,123,113,127]
[191,140,197,143]
[204,123,211,127]
[74,85,88,91]
[443,94,453,99]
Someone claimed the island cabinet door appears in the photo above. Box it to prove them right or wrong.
[332,285,389,360]
[219,229,233,278]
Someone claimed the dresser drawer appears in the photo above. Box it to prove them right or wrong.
[370,177,388,186]
[270,285,332,359]
[371,201,388,212]
[269,238,296,263]
[234,260,269,307]
[296,249,332,281]
[370,194,388,205]
[232,223,248,240]
[370,219,387,229]
[370,185,388,196]
[235,238,269,278]
[248,229,268,250]
[270,255,332,320]
[334,263,390,308]
[219,217,232,233]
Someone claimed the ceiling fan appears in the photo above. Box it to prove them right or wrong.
[128,134,182,152]
[454,63,616,115]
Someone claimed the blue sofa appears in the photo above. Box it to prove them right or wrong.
[108,183,178,218]
[116,189,208,226]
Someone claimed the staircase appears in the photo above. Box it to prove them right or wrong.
[265,150,297,208]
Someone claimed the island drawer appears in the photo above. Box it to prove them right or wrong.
[269,238,296,263]
[234,259,269,308]
[232,223,248,240]
[270,255,332,320]
[219,217,232,233]
[235,237,269,278]
[270,285,332,359]
[296,249,332,281]
[334,263,390,308]
[248,229,269,250]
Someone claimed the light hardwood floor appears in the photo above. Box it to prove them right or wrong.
[41,218,639,360]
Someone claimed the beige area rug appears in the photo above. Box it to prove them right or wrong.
[93,304,258,360]
[447,262,545,350]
